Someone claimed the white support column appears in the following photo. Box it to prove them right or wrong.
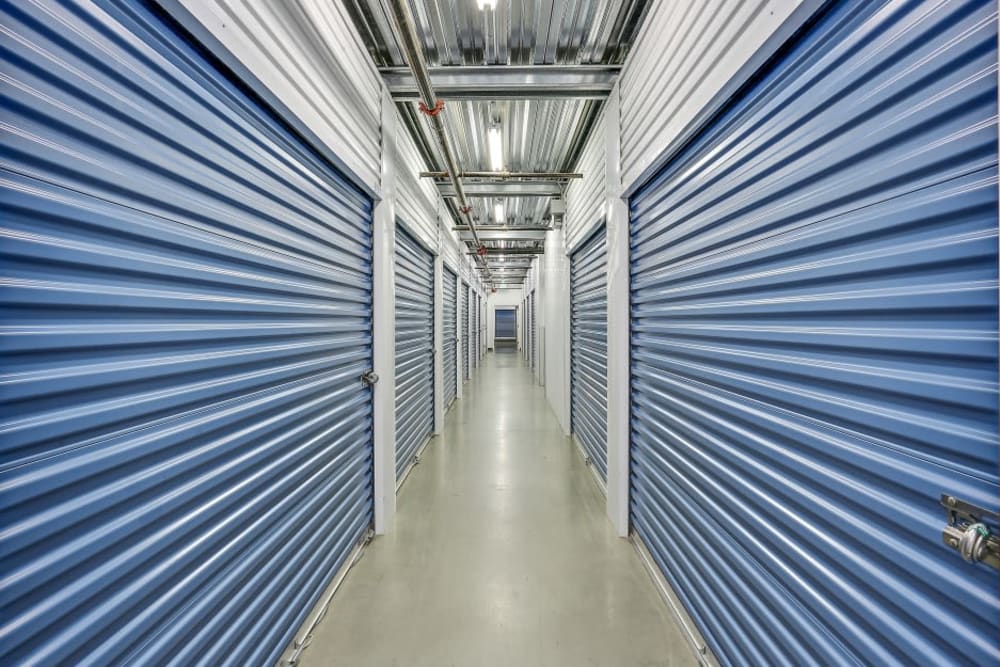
[604,85,631,537]
[433,253,444,434]
[373,89,397,535]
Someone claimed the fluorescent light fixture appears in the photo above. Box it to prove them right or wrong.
[488,126,503,171]
[477,0,496,9]
[494,201,504,223]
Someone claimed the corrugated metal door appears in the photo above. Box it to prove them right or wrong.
[629,1,999,665]
[443,266,458,409]
[529,290,537,370]
[1,2,374,665]
[394,224,434,480]
[495,309,516,339]
[570,224,608,481]
[475,293,482,364]
[471,292,478,369]
[462,282,470,381]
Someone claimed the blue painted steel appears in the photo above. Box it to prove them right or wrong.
[570,224,608,480]
[475,293,482,364]
[462,282,470,381]
[530,290,537,370]
[394,224,434,479]
[629,1,999,665]
[471,291,479,369]
[495,309,516,339]
[0,1,374,665]
[443,266,458,408]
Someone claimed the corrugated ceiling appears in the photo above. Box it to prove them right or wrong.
[345,0,649,283]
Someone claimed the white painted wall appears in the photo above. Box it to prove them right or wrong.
[565,108,607,254]
[171,0,382,193]
[619,0,817,193]
[486,289,522,350]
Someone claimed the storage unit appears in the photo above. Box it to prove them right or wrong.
[570,224,608,481]
[462,282,471,381]
[394,224,435,480]
[629,1,1000,664]
[495,309,516,340]
[442,266,458,409]
[476,293,483,361]
[471,291,479,369]
[1,2,374,665]
[529,290,537,370]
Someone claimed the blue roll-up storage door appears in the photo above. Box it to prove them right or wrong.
[462,282,470,381]
[530,290,537,370]
[629,1,999,665]
[394,224,434,480]
[443,266,458,409]
[495,309,516,339]
[1,2,374,665]
[570,224,607,481]
[474,293,481,366]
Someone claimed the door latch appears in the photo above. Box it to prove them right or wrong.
[360,370,379,387]
[940,495,999,570]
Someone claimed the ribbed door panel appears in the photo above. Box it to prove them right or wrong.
[629,1,999,665]
[530,291,537,370]
[462,283,470,381]
[474,294,481,365]
[495,309,516,338]
[1,1,373,665]
[443,266,458,408]
[570,225,608,480]
[394,225,434,479]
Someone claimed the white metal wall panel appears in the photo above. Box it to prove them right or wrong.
[443,266,458,408]
[441,232,466,279]
[619,0,809,193]
[629,1,999,664]
[394,224,435,480]
[170,0,382,193]
[565,109,607,253]
[1,2,374,664]
[395,122,440,250]
[570,225,608,481]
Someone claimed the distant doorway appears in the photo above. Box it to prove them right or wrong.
[494,308,517,349]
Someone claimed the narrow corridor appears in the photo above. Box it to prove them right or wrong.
[301,348,693,666]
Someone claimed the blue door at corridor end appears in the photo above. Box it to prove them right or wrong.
[1,1,374,664]
[495,309,516,339]
[629,0,999,664]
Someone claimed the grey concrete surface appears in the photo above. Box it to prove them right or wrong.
[300,347,695,667]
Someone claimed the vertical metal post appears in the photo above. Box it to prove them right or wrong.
[373,89,397,535]
[604,85,631,537]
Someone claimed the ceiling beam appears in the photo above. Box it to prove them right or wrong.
[467,249,544,256]
[453,225,552,232]
[380,65,621,100]
[439,182,562,198]
[458,230,547,242]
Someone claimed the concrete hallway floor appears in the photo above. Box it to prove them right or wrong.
[301,347,694,667]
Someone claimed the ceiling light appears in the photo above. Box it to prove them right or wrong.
[488,126,503,171]
[477,0,496,9]
[494,201,504,223]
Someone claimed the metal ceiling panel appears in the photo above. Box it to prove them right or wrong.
[382,65,621,99]
[350,0,646,67]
